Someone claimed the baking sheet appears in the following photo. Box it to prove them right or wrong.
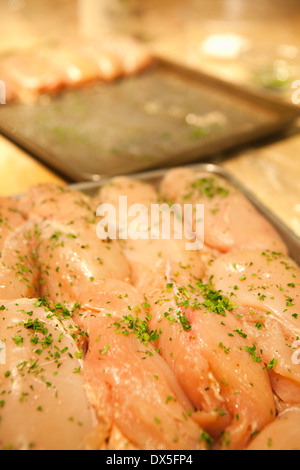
[0,59,299,182]
[69,163,300,265]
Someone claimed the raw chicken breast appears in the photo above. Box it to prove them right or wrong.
[95,176,159,214]
[0,223,38,299]
[206,250,300,331]
[146,276,275,449]
[76,280,207,450]
[247,407,300,450]
[39,44,100,88]
[96,177,207,290]
[20,184,131,304]
[19,183,96,225]
[160,168,287,254]
[0,198,37,299]
[206,249,300,400]
[36,219,131,305]
[0,197,25,252]
[0,298,96,450]
[1,51,64,102]
[0,167,298,450]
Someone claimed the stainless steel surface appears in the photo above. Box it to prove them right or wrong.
[0,59,299,182]
[69,162,300,265]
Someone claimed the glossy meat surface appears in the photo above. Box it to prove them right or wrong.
[0,299,95,450]
[0,168,298,450]
[96,177,207,290]
[0,199,37,299]
[146,277,275,449]
[1,36,153,102]
[206,249,300,406]
[160,168,288,254]
[77,280,206,450]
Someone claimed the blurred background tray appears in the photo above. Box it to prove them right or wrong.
[0,58,299,182]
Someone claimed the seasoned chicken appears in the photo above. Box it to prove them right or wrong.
[146,276,275,449]
[0,197,25,252]
[19,184,131,303]
[0,223,38,299]
[0,199,37,299]
[160,168,288,254]
[35,219,131,305]
[75,279,207,450]
[0,298,96,450]
[0,166,298,450]
[206,249,300,406]
[96,177,208,290]
[19,184,125,304]
[19,183,96,225]
[206,250,300,332]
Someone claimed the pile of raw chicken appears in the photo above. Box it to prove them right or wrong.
[0,167,299,451]
[0,35,153,103]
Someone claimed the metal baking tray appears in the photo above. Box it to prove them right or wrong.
[69,163,300,265]
[1,58,299,182]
